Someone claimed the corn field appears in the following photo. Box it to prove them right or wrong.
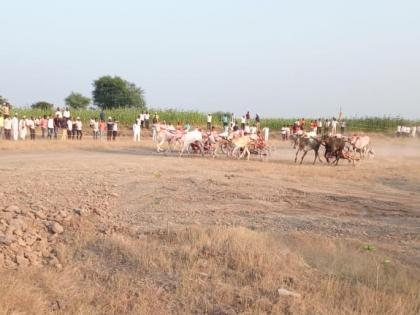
[12,107,419,133]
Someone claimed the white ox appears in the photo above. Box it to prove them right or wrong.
[179,129,204,156]
[350,135,374,158]
[156,125,184,152]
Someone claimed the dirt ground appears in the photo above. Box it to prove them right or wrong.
[1,134,419,314]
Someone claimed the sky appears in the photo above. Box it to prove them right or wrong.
[1,0,419,118]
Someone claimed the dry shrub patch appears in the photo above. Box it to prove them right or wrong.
[1,226,419,314]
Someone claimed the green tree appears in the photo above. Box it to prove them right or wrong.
[0,95,7,104]
[31,101,54,111]
[92,75,146,110]
[65,92,91,109]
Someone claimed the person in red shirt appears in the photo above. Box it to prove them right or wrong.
[40,115,48,138]
[99,119,106,140]
[300,118,306,130]
[310,120,317,133]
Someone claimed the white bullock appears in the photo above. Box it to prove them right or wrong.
[179,129,204,156]
[350,135,374,159]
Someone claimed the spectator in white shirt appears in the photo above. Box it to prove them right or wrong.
[67,118,73,139]
[76,117,83,140]
[27,116,36,140]
[19,115,27,140]
[63,107,70,119]
[113,121,118,140]
[140,112,145,128]
[207,114,212,130]
[55,107,63,119]
[331,118,337,135]
[11,113,19,141]
[133,120,141,142]
[92,118,99,140]
[317,119,323,135]
[47,116,54,139]
[4,116,12,140]
[240,116,246,130]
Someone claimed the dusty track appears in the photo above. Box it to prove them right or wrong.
[1,136,420,314]
[1,136,419,268]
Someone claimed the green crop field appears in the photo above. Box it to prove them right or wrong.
[12,107,419,133]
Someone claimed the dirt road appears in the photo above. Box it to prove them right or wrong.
[1,136,419,264]
[1,136,419,314]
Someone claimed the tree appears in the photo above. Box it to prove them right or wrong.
[0,95,7,105]
[92,76,146,110]
[65,92,91,109]
[31,101,54,111]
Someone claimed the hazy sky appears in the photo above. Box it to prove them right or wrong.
[1,0,419,118]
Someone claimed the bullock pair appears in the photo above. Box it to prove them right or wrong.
[156,126,205,156]
[294,134,374,165]
[155,125,269,160]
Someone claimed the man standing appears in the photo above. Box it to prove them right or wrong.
[19,115,27,140]
[99,119,106,140]
[310,120,317,134]
[317,119,323,135]
[140,112,145,128]
[53,114,61,139]
[67,117,73,139]
[207,113,212,130]
[325,119,331,134]
[0,114,4,139]
[63,107,70,120]
[222,113,228,132]
[61,116,68,140]
[76,117,83,140]
[255,113,260,130]
[106,117,114,141]
[145,112,150,129]
[331,117,337,135]
[11,113,19,141]
[300,118,306,130]
[40,115,48,138]
[152,113,159,142]
[92,118,99,140]
[340,120,346,134]
[245,111,250,122]
[55,107,62,118]
[4,116,12,140]
[112,121,118,140]
[152,112,159,124]
[133,120,141,142]
[240,116,246,130]
[27,116,36,140]
[47,115,54,139]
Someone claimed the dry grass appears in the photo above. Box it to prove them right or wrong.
[1,226,419,315]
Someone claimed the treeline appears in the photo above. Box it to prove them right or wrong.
[4,75,147,112]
